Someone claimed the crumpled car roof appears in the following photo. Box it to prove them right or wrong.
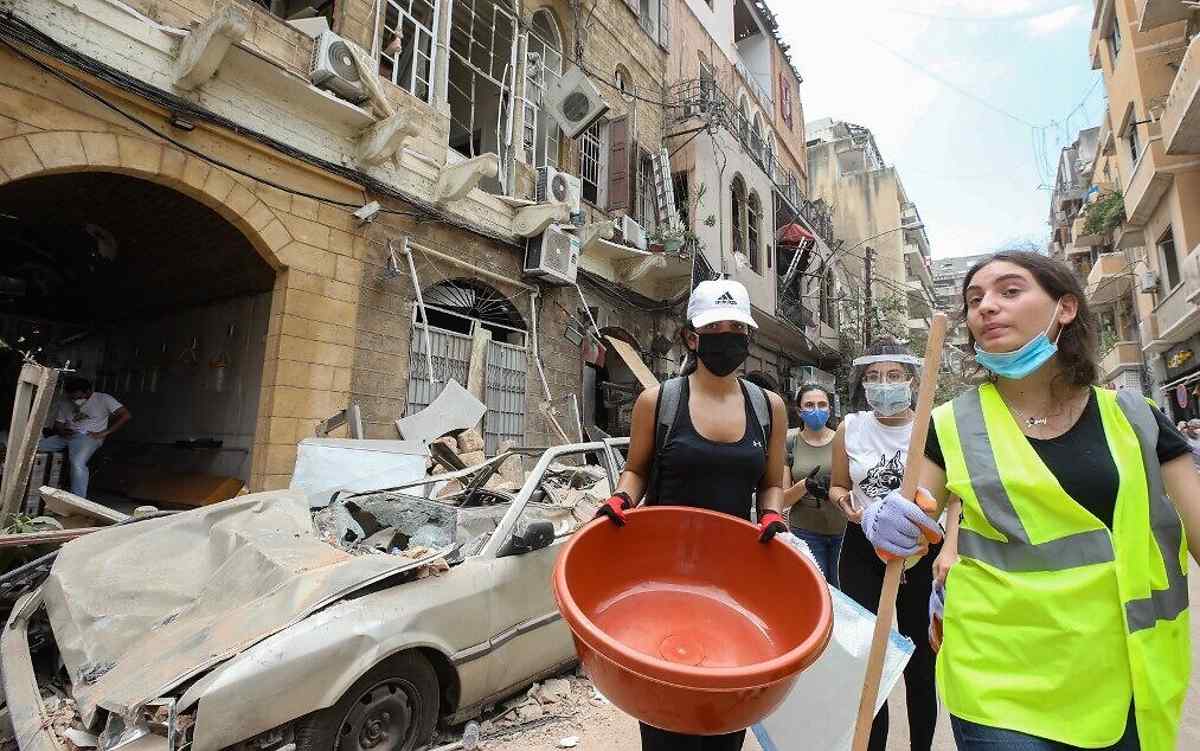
[43,491,451,726]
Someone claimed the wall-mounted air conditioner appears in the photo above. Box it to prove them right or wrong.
[543,66,610,139]
[525,224,580,285]
[536,166,583,216]
[613,215,648,251]
[1138,270,1159,294]
[310,31,369,104]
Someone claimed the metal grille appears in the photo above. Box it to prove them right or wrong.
[484,340,527,454]
[404,326,473,417]
[381,0,437,102]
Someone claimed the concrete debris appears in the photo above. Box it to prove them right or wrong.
[498,440,524,487]
[532,678,572,704]
[395,379,485,443]
[41,696,84,749]
[558,737,579,748]
[456,428,485,453]
[457,450,486,468]
[63,729,98,749]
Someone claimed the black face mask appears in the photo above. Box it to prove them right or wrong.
[694,332,750,377]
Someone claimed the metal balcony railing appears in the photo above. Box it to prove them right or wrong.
[669,79,835,248]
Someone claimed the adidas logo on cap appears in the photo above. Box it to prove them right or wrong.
[715,291,738,305]
[687,279,757,329]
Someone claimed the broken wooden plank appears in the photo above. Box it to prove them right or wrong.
[39,487,129,525]
[0,527,104,548]
[1,365,60,518]
[603,336,658,390]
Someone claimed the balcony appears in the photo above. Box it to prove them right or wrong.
[1072,214,1106,247]
[1150,247,1200,345]
[1138,0,1191,32]
[1163,33,1200,154]
[1087,252,1132,305]
[1124,141,1175,225]
[1066,242,1092,257]
[1113,224,1145,250]
[1099,341,1143,382]
[905,244,934,289]
[901,203,921,228]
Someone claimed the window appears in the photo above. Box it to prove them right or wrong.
[672,171,690,225]
[738,95,750,145]
[615,65,634,102]
[764,132,776,179]
[699,60,715,102]
[523,10,563,168]
[581,121,607,206]
[379,0,438,102]
[1128,124,1141,166]
[747,191,761,273]
[639,0,660,43]
[1159,227,1181,290]
[779,74,793,130]
[1108,18,1122,59]
[820,268,837,327]
[731,176,746,259]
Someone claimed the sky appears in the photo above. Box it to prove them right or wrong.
[771,0,1103,258]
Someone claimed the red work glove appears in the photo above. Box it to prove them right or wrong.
[757,510,787,543]
[595,492,633,527]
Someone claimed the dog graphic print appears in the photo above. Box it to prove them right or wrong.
[860,450,904,501]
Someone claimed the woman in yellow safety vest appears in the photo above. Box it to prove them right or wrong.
[857,250,1200,750]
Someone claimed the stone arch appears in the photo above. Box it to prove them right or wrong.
[0,132,292,271]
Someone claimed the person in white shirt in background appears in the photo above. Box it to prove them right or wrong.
[38,376,131,498]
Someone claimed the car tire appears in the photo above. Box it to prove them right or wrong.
[294,651,439,751]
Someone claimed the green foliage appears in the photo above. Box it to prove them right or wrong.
[1082,192,1125,237]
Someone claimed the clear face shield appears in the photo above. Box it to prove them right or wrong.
[850,354,923,414]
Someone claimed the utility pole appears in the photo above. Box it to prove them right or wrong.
[863,246,874,345]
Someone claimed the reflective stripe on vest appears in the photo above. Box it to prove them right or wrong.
[953,388,1114,572]
[1114,389,1189,632]
[951,388,1187,633]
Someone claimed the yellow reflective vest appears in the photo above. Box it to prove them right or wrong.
[933,384,1189,750]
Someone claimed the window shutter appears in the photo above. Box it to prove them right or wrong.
[658,0,671,50]
[608,116,630,212]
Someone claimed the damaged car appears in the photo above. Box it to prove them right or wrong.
[2,441,624,751]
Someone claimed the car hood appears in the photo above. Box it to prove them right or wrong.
[43,490,451,726]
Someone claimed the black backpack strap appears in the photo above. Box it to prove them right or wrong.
[645,377,685,505]
[740,378,773,445]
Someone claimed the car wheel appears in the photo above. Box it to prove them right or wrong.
[294,652,439,751]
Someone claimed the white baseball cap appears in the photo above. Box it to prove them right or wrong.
[687,279,758,329]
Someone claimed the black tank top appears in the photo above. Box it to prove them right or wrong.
[651,379,767,521]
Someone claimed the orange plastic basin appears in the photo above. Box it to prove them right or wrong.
[553,507,833,735]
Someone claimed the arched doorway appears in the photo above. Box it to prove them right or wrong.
[404,278,528,453]
[0,171,277,491]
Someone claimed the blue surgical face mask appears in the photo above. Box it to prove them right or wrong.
[974,301,1062,380]
[865,382,911,417]
[800,408,830,431]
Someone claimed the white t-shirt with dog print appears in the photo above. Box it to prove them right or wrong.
[844,410,912,513]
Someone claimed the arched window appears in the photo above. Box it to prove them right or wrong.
[731,175,746,260]
[524,9,563,168]
[615,65,634,101]
[764,132,776,178]
[747,190,761,273]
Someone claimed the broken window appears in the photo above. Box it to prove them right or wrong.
[672,171,690,225]
[262,0,335,25]
[637,151,658,234]
[580,121,607,206]
[379,0,437,102]
[448,0,518,193]
[639,0,660,43]
[747,190,761,273]
[731,175,746,259]
[522,9,563,168]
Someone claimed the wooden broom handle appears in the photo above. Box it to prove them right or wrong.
[851,312,948,751]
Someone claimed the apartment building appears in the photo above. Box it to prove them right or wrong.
[931,251,994,352]
[1088,0,1200,416]
[662,0,841,399]
[806,118,936,344]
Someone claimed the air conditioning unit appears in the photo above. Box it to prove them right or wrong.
[543,66,610,139]
[613,215,648,251]
[310,31,369,104]
[525,224,580,285]
[1138,269,1159,293]
[536,166,583,215]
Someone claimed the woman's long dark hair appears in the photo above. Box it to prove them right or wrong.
[850,337,918,411]
[961,250,1098,388]
[677,323,698,376]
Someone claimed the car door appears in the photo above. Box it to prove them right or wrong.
[481,507,576,698]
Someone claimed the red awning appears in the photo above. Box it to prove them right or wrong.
[777,222,814,246]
